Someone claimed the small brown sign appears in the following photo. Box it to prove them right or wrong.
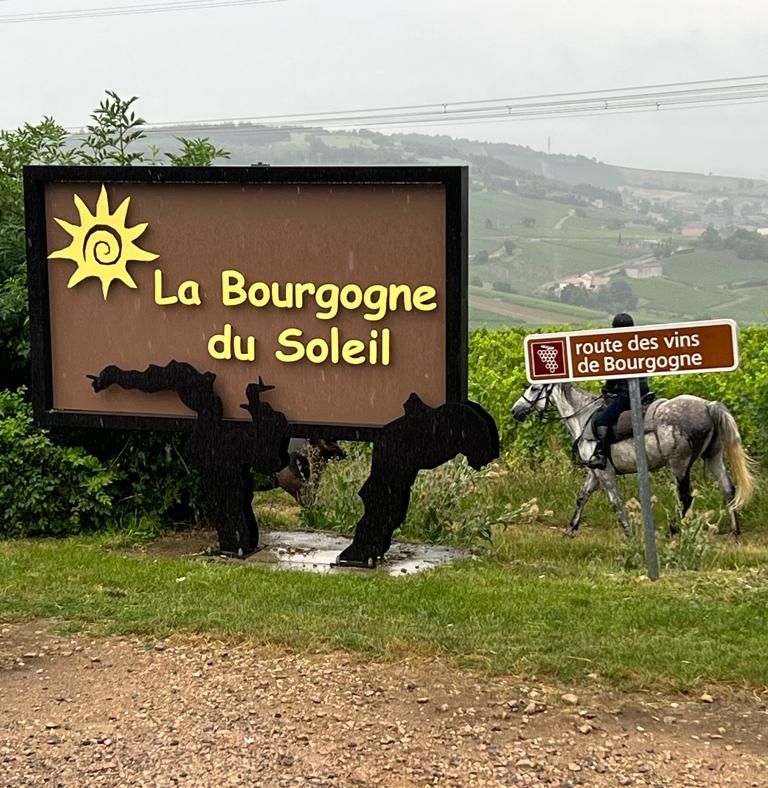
[25,166,468,438]
[525,319,738,384]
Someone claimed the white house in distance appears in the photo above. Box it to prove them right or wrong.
[555,271,611,295]
[626,260,664,279]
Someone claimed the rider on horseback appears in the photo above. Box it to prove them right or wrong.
[587,312,654,470]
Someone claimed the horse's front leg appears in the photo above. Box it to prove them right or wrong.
[596,469,633,538]
[566,471,600,537]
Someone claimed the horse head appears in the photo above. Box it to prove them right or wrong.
[510,383,554,422]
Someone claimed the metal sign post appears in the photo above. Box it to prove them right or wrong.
[628,378,659,581]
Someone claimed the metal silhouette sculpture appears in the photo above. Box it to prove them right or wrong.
[89,364,498,568]
[88,361,289,557]
[336,393,499,568]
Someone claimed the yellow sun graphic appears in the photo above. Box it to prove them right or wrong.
[48,185,159,300]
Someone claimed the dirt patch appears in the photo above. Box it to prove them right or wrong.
[1,620,766,786]
[132,528,217,559]
[471,294,575,326]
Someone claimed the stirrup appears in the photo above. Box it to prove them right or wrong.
[587,452,607,470]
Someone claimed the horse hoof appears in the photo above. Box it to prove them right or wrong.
[335,543,378,569]
[728,532,742,544]
[334,555,377,569]
[563,528,577,539]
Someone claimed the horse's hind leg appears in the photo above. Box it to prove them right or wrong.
[704,453,740,539]
[566,472,599,537]
[665,443,697,536]
[669,470,693,537]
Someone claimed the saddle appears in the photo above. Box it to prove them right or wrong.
[609,398,666,442]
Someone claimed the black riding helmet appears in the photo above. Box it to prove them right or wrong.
[612,312,634,328]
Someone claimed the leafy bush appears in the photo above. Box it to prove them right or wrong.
[0,92,231,381]
[616,498,718,572]
[300,442,368,534]
[662,512,717,571]
[68,428,202,525]
[0,273,29,388]
[469,326,560,456]
[0,389,115,536]
[0,91,229,536]
[404,457,484,543]
[299,447,546,548]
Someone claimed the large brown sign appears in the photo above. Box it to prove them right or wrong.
[525,319,738,384]
[25,166,468,439]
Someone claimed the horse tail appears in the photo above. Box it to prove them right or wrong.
[708,401,756,510]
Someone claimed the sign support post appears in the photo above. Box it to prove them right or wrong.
[628,378,659,581]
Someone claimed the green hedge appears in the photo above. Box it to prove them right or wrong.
[0,389,115,536]
[0,390,201,538]
[469,325,768,460]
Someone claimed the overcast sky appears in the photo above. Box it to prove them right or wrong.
[2,0,767,177]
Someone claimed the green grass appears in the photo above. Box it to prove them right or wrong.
[469,281,662,327]
[512,238,633,282]
[469,286,607,320]
[469,305,523,329]
[628,277,731,315]
[471,191,571,235]
[532,237,640,264]
[1,530,767,689]
[663,250,768,287]
[471,191,668,241]
[3,445,768,691]
[710,290,768,324]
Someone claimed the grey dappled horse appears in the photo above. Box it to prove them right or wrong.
[511,382,755,538]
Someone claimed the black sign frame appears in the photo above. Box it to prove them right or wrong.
[25,164,468,442]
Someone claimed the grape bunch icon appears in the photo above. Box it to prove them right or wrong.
[536,344,560,373]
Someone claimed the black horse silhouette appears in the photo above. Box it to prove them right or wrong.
[336,393,499,567]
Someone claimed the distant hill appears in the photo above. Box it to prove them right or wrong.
[617,166,768,196]
[142,122,767,196]
[146,124,626,188]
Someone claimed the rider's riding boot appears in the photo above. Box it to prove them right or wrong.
[587,425,611,470]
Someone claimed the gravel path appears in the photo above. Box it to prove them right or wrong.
[1,620,766,787]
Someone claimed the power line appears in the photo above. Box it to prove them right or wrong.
[368,95,768,133]
[0,0,286,24]
[62,76,765,137]
[321,89,768,130]
[146,73,768,127]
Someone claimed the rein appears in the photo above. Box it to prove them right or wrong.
[525,384,598,423]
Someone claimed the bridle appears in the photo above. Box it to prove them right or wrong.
[520,383,604,466]
[520,384,554,420]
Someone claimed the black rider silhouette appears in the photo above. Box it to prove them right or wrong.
[587,312,654,470]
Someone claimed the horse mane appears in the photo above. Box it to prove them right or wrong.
[559,381,599,403]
